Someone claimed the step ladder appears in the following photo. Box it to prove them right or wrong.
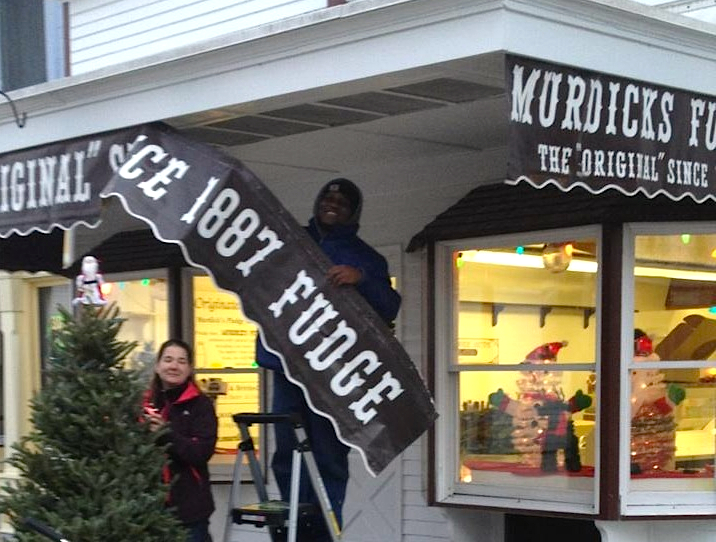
[223,413,341,542]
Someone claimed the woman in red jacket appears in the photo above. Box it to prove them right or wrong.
[144,339,218,542]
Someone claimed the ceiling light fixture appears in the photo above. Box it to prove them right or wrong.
[458,250,716,281]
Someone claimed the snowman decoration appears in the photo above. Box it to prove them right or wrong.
[72,256,107,307]
[630,329,684,473]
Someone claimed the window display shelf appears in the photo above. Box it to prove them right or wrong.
[490,303,595,328]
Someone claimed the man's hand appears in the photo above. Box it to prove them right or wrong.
[326,265,363,286]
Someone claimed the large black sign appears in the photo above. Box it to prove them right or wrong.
[101,123,437,475]
[0,126,146,237]
[506,54,716,201]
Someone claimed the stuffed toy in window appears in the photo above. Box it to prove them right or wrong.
[489,341,591,473]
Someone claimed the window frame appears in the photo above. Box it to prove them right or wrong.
[181,267,265,480]
[0,0,66,91]
[433,225,602,514]
[621,221,716,516]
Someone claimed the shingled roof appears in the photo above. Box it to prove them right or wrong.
[407,181,716,252]
[64,229,187,277]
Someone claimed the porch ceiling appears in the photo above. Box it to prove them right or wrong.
[168,74,505,150]
[163,52,508,174]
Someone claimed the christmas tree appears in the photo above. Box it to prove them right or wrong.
[1,304,187,542]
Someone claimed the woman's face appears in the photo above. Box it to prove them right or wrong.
[155,344,192,389]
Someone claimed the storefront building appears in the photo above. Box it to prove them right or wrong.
[3,1,716,541]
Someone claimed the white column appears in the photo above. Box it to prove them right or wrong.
[0,272,28,536]
[0,272,25,476]
[597,521,649,542]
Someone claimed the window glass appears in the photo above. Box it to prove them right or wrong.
[444,232,598,511]
[0,0,47,90]
[43,0,66,81]
[192,276,260,473]
[38,281,72,377]
[193,276,258,370]
[629,232,716,498]
[101,273,169,379]
[39,274,167,380]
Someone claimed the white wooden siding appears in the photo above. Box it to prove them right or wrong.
[400,252,451,541]
[68,0,328,75]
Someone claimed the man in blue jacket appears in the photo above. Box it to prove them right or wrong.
[256,178,401,541]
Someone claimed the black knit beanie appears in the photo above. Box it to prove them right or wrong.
[323,178,361,214]
[314,178,363,224]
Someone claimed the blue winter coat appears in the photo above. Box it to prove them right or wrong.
[256,217,401,371]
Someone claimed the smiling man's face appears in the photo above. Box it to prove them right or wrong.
[317,190,353,228]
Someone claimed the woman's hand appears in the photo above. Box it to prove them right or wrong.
[144,407,165,433]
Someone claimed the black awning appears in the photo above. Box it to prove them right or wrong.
[0,123,171,274]
[62,229,187,277]
[0,124,149,239]
[0,229,66,274]
[506,55,716,203]
[0,228,188,276]
[407,180,716,252]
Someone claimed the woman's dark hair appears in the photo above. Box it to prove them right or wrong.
[149,339,196,401]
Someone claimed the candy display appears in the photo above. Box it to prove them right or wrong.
[460,400,514,455]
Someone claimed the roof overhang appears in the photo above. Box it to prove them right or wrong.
[2,0,716,154]
[3,0,716,265]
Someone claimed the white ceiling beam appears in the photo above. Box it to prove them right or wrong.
[658,0,716,12]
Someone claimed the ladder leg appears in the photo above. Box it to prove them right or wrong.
[301,448,341,540]
[227,414,341,542]
[293,424,342,541]
[240,422,269,503]
[223,438,246,542]
[224,422,270,542]
[287,448,302,542]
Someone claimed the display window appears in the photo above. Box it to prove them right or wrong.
[434,227,600,513]
[190,275,261,476]
[101,271,170,375]
[39,271,169,379]
[624,225,716,514]
[38,281,73,376]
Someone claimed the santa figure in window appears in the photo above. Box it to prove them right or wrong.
[72,255,107,307]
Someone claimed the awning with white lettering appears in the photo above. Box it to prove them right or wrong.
[0,125,148,239]
[506,54,716,201]
[94,123,436,476]
[0,121,437,475]
[0,125,152,273]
